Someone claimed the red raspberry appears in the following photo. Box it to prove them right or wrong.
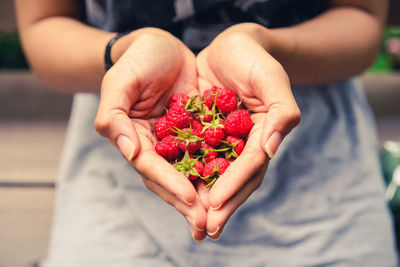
[191,120,204,137]
[203,86,219,109]
[204,126,225,147]
[167,93,190,108]
[226,136,245,158]
[189,160,204,180]
[166,105,193,130]
[201,114,213,122]
[194,114,212,123]
[177,128,202,155]
[225,110,253,136]
[155,135,180,161]
[203,158,230,177]
[216,88,237,113]
[174,152,204,180]
[155,116,173,140]
[201,143,217,163]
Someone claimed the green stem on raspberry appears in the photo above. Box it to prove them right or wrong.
[200,177,217,190]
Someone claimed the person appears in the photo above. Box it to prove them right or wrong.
[15,0,398,266]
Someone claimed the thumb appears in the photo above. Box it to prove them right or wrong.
[257,64,301,159]
[261,104,300,159]
[94,70,141,161]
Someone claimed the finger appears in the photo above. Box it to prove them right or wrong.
[253,59,301,158]
[133,150,199,206]
[132,122,202,206]
[128,88,167,118]
[143,178,207,242]
[208,115,268,209]
[196,180,210,211]
[186,218,208,243]
[206,165,267,241]
[95,69,141,160]
[197,77,214,96]
[208,150,267,210]
[191,229,207,243]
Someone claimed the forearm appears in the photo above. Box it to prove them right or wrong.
[269,6,386,85]
[14,0,141,93]
[19,17,115,92]
[226,1,387,86]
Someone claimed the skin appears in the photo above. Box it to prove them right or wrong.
[196,0,388,240]
[15,0,387,242]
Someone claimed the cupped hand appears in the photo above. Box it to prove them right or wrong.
[196,24,301,240]
[95,28,207,241]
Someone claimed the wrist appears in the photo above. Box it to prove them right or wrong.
[222,23,271,49]
[109,27,179,65]
[222,23,296,62]
[109,32,135,65]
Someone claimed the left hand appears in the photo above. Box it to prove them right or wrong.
[196,23,301,240]
[95,29,207,241]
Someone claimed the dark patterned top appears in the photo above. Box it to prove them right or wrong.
[83,0,327,51]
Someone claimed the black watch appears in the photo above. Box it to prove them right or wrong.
[104,30,133,71]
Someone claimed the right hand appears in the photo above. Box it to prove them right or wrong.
[94,28,207,242]
[195,25,301,240]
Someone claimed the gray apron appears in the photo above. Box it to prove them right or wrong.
[47,0,398,266]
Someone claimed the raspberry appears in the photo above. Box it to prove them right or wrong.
[154,85,254,188]
[201,143,217,163]
[174,152,204,181]
[166,105,193,130]
[178,141,201,155]
[167,93,190,108]
[190,160,204,180]
[204,127,225,147]
[225,136,245,159]
[216,88,237,113]
[176,128,202,155]
[195,114,212,123]
[155,116,173,140]
[201,114,213,122]
[203,158,230,178]
[155,135,180,161]
[203,86,219,109]
[202,114,225,147]
[191,120,204,137]
[225,110,253,136]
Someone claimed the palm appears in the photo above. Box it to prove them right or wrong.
[121,33,199,119]
[196,33,270,194]
[96,31,207,241]
[196,34,271,114]
[195,32,292,238]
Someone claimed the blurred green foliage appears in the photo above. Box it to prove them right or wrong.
[0,31,29,69]
[369,26,400,73]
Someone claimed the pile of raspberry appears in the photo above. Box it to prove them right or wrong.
[154,86,253,188]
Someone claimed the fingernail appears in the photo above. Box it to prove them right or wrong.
[210,235,221,241]
[207,226,220,236]
[186,216,204,232]
[192,218,204,232]
[210,203,222,210]
[265,131,282,159]
[116,135,135,161]
[180,196,193,206]
[193,236,203,243]
[191,230,203,243]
